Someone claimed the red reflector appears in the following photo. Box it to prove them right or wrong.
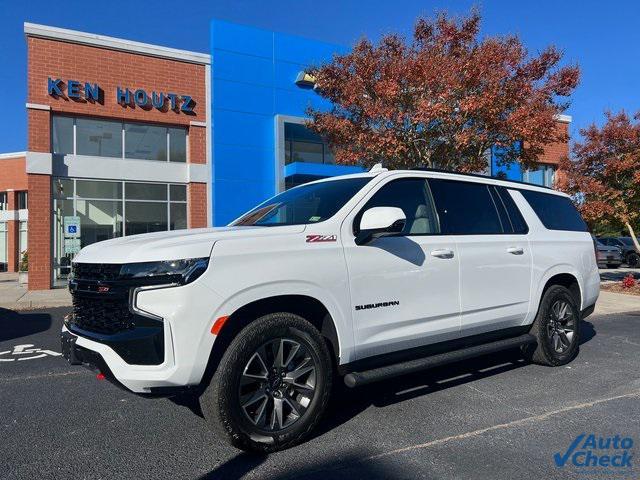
[96,373,105,380]
[211,316,229,335]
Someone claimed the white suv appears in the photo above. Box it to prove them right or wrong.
[62,167,599,452]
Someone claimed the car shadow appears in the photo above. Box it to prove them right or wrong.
[0,307,52,342]
[178,321,599,475]
[199,448,409,480]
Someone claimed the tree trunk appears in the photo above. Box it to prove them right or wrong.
[624,221,640,253]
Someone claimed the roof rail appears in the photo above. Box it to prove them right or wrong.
[410,167,553,190]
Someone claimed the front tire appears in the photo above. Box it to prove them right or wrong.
[627,252,640,268]
[523,285,580,366]
[200,313,333,453]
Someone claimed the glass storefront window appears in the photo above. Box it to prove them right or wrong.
[76,180,122,199]
[76,118,123,158]
[125,201,168,235]
[51,115,187,162]
[524,165,556,187]
[169,128,187,162]
[291,141,323,163]
[126,183,167,201]
[76,199,123,245]
[125,123,167,161]
[17,191,27,209]
[19,221,27,259]
[170,184,187,202]
[283,122,334,165]
[52,116,74,155]
[0,222,7,271]
[52,179,188,283]
[170,203,187,230]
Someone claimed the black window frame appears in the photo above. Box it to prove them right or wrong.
[352,177,441,237]
[494,186,529,234]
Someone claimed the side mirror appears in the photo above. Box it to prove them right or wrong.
[355,206,406,246]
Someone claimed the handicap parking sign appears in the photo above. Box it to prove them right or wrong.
[63,216,81,239]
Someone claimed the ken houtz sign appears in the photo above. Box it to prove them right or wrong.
[47,77,195,113]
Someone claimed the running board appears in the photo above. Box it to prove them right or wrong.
[343,333,536,388]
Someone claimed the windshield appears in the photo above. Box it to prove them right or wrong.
[620,237,634,246]
[231,177,373,227]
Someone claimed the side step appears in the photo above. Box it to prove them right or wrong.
[344,333,536,388]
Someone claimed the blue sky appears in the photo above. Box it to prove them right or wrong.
[1,0,639,153]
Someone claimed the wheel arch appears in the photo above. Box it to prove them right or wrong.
[199,294,341,390]
[539,271,582,311]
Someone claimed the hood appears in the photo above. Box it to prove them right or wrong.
[597,244,619,253]
[73,225,306,264]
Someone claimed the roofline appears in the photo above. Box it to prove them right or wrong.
[555,114,572,123]
[410,167,553,190]
[0,151,26,160]
[24,22,211,65]
[299,168,564,196]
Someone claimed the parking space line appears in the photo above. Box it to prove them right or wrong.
[368,389,640,460]
[0,370,86,383]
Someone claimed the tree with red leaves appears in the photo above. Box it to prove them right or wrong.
[557,111,640,252]
[306,10,579,172]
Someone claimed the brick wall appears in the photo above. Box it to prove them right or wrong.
[188,183,207,228]
[0,157,28,191]
[27,174,51,290]
[539,121,570,166]
[27,36,207,125]
[23,32,210,289]
[189,125,207,164]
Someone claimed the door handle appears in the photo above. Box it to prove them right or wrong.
[507,247,524,255]
[430,248,454,259]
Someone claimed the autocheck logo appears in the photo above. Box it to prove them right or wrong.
[355,301,400,311]
[554,433,634,472]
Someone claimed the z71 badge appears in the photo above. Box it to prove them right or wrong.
[306,235,337,243]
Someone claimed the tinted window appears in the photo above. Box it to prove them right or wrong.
[232,178,372,226]
[495,187,528,234]
[125,123,167,161]
[356,178,440,235]
[168,128,187,162]
[519,190,587,232]
[76,118,122,158]
[429,179,503,235]
[52,116,74,154]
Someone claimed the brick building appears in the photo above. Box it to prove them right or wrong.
[0,24,210,289]
[0,21,571,290]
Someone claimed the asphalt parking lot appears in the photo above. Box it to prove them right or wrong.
[1,306,639,480]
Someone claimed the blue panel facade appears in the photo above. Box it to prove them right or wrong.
[210,20,553,226]
[210,20,360,226]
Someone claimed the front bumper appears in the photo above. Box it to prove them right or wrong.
[61,281,224,394]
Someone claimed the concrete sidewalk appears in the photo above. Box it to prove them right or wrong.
[0,273,71,311]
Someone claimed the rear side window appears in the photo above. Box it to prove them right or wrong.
[519,190,588,232]
[494,187,528,234]
[428,179,504,235]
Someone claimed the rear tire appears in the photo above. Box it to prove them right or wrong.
[200,312,333,453]
[523,285,580,366]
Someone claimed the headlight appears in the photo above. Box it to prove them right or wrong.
[119,257,209,285]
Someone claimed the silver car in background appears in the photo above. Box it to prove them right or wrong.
[595,239,623,268]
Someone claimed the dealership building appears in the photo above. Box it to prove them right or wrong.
[0,20,571,290]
